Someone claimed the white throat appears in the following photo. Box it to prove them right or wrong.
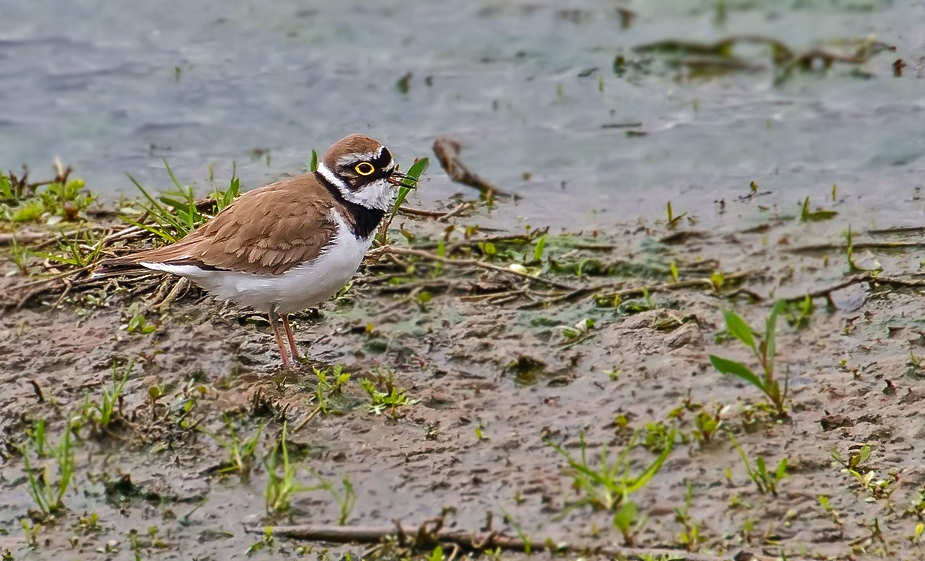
[317,162,395,211]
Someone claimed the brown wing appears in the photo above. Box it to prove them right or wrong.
[103,174,338,276]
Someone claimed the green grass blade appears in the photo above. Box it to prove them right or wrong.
[765,300,785,362]
[162,158,185,190]
[533,234,547,261]
[709,355,764,390]
[723,310,756,351]
[625,431,673,493]
[392,157,429,212]
[122,217,178,244]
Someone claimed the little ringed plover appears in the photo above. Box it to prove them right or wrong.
[97,134,413,368]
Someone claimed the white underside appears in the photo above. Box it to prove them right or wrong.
[140,210,373,314]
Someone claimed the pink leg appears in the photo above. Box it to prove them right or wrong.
[281,313,302,364]
[267,310,291,369]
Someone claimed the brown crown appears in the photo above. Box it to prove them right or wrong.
[321,134,394,191]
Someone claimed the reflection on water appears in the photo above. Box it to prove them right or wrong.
[1,0,923,229]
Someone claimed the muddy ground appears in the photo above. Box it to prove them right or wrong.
[3,195,925,561]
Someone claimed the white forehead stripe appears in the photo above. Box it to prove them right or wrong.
[317,162,348,190]
[336,145,386,167]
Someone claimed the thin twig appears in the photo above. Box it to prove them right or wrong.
[783,273,925,303]
[398,203,473,221]
[245,524,780,561]
[520,270,756,310]
[291,404,324,434]
[381,247,579,291]
[437,202,474,222]
[787,241,925,253]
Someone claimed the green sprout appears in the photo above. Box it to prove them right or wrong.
[709,300,789,416]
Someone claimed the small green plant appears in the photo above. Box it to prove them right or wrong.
[545,430,673,513]
[310,471,356,526]
[910,522,925,545]
[360,370,419,416]
[264,423,312,516]
[246,527,274,557]
[665,201,687,229]
[799,196,837,222]
[730,436,787,496]
[642,421,676,454]
[555,318,595,348]
[378,156,429,245]
[32,230,105,269]
[312,364,351,415]
[309,149,319,172]
[709,300,789,416]
[620,286,657,314]
[0,167,95,223]
[24,419,50,458]
[83,360,130,431]
[832,444,871,472]
[123,302,157,335]
[674,481,703,551]
[20,418,77,517]
[819,495,842,526]
[8,235,31,275]
[76,511,102,534]
[691,404,729,446]
[612,499,646,547]
[784,294,814,329]
[126,162,239,243]
[202,416,264,480]
[20,518,41,548]
[669,261,680,282]
[844,466,900,502]
[843,225,881,273]
[532,233,547,262]
[496,505,535,553]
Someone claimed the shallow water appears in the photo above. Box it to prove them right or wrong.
[2,0,924,232]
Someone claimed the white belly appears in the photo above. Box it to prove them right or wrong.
[141,211,373,314]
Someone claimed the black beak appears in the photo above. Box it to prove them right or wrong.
[387,170,417,189]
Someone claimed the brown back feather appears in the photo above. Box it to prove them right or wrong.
[98,173,343,276]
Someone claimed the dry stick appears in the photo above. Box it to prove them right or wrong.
[0,231,55,245]
[382,247,579,292]
[785,273,925,303]
[291,404,324,434]
[247,524,781,561]
[868,225,925,236]
[432,137,511,198]
[437,202,474,223]
[397,202,473,220]
[397,206,455,218]
[153,277,191,313]
[374,286,424,316]
[520,270,756,310]
[787,240,925,253]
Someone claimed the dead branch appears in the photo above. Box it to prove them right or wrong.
[0,231,56,245]
[246,523,781,561]
[432,137,511,198]
[382,246,579,291]
[520,270,756,310]
[398,202,474,221]
[782,274,925,306]
[787,241,925,254]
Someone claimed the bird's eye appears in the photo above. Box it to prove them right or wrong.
[355,162,375,176]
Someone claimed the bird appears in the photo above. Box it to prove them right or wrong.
[96,134,413,368]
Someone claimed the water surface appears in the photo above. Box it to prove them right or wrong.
[1,0,924,231]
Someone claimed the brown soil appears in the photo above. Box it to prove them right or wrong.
[2,213,925,561]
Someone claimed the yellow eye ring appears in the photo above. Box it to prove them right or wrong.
[355,162,375,176]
